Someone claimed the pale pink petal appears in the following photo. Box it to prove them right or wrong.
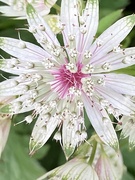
[0,114,11,156]
[60,0,79,47]
[29,113,59,155]
[0,37,50,61]
[78,0,99,52]
[91,47,135,72]
[95,85,135,116]
[90,15,135,60]
[93,73,135,95]
[26,3,60,49]
[82,93,118,150]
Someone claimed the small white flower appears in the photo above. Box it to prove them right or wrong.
[0,0,135,158]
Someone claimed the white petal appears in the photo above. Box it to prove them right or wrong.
[61,0,79,47]
[0,6,24,17]
[90,15,135,60]
[0,114,11,156]
[29,113,59,154]
[82,93,118,150]
[0,37,49,61]
[26,3,60,48]
[95,85,135,116]
[91,47,135,72]
[62,116,78,159]
[37,159,98,180]
[78,0,99,52]
[93,73,135,95]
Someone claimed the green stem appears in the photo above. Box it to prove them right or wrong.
[88,141,97,165]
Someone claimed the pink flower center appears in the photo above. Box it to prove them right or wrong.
[51,63,87,98]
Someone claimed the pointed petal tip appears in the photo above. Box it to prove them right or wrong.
[29,138,41,156]
[64,147,75,160]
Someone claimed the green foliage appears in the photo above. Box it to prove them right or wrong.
[97,10,123,35]
[99,0,129,18]
[0,127,46,180]
[122,172,135,180]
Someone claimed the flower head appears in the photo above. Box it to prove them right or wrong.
[0,0,135,158]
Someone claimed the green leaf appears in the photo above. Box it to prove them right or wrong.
[97,10,123,35]
[0,127,45,180]
[121,140,135,179]
[99,0,129,18]
[114,65,135,76]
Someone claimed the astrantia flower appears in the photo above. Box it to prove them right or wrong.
[0,0,57,18]
[0,0,135,158]
[37,135,124,180]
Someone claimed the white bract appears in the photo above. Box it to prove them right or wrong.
[0,0,135,158]
[38,158,99,180]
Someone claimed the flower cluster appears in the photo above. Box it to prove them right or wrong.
[0,0,135,159]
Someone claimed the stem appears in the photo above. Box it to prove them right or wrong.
[88,140,97,165]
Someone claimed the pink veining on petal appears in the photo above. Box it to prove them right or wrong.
[51,62,88,98]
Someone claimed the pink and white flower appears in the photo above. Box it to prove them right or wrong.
[0,0,135,158]
[37,135,124,180]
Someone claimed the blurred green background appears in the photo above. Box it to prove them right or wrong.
[0,0,135,179]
